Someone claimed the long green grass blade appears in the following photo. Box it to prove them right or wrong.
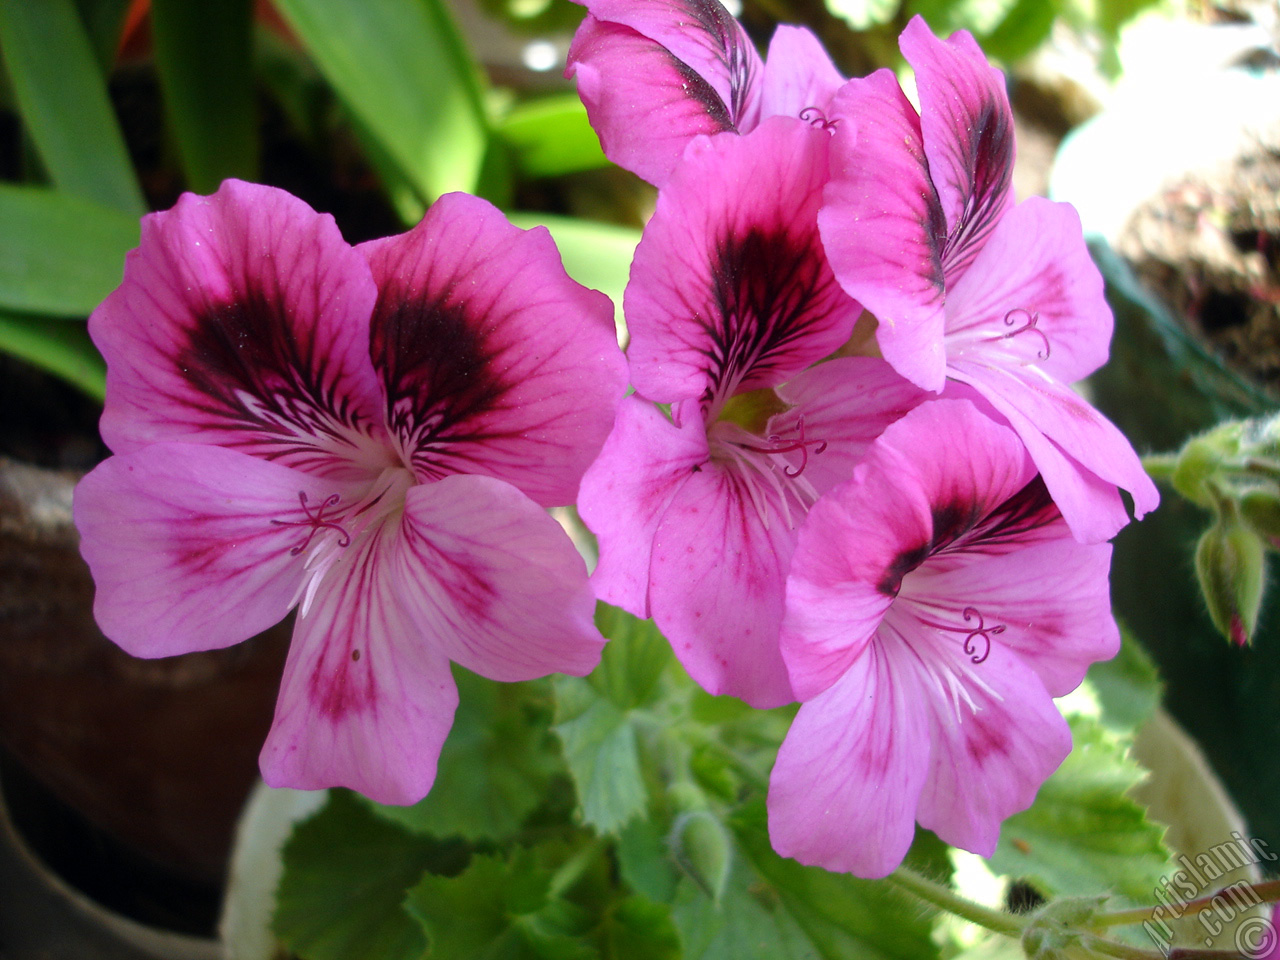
[272,0,489,202]
[0,312,106,401]
[151,0,257,192]
[497,94,608,178]
[0,0,144,214]
[0,185,139,317]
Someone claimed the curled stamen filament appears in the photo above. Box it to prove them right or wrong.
[999,308,1051,360]
[799,106,839,131]
[961,606,1005,664]
[271,491,352,556]
[735,416,828,478]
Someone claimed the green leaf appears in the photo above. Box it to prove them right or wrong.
[599,896,681,960]
[668,797,939,960]
[615,818,680,904]
[592,604,673,711]
[273,791,434,960]
[979,0,1059,64]
[72,0,134,72]
[727,801,941,960]
[272,0,489,201]
[151,0,257,192]
[0,184,139,317]
[1086,625,1162,734]
[553,676,647,834]
[507,214,638,333]
[987,714,1173,904]
[497,94,609,178]
[0,312,105,400]
[406,851,597,960]
[0,0,144,214]
[366,670,560,842]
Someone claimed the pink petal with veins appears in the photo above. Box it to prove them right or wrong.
[628,118,860,406]
[91,180,387,480]
[361,193,625,508]
[72,442,357,657]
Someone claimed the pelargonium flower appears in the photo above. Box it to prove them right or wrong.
[579,118,926,708]
[819,16,1158,542]
[73,180,627,804]
[566,0,844,186]
[768,398,1118,877]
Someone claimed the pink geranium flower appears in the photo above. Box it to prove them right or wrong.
[73,181,627,804]
[768,399,1119,877]
[818,16,1158,542]
[566,0,844,186]
[578,119,925,708]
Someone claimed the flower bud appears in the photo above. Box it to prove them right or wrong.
[669,810,731,903]
[1240,489,1280,548]
[1195,516,1267,646]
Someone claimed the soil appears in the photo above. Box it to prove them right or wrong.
[1118,141,1280,396]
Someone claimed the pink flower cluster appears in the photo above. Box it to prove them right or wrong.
[74,185,627,804]
[569,0,1156,875]
[71,0,1158,882]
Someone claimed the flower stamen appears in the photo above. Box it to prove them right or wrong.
[799,106,839,132]
[998,308,1050,360]
[734,416,828,477]
[271,491,352,556]
[960,606,1004,663]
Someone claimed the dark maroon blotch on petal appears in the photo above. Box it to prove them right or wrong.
[704,224,841,398]
[675,0,758,123]
[370,292,506,476]
[940,99,1014,277]
[176,289,369,447]
[670,53,735,128]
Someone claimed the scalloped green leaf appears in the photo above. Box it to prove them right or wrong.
[273,791,434,960]
[406,852,597,960]
[988,714,1173,904]
[365,670,560,842]
[553,674,647,834]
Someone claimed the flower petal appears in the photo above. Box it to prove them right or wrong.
[649,451,800,707]
[759,25,844,123]
[72,442,355,657]
[907,539,1118,697]
[628,118,861,406]
[905,628,1072,856]
[900,16,1014,284]
[767,645,930,877]
[361,193,626,508]
[259,515,458,805]
[781,398,1035,700]
[951,362,1158,542]
[781,431,929,700]
[395,474,605,682]
[820,71,949,392]
[771,357,928,497]
[91,180,386,479]
[945,198,1111,384]
[577,396,706,617]
[566,15,747,187]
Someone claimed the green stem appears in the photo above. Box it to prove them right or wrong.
[1142,453,1180,481]
[887,865,1024,937]
[1096,880,1280,928]
[547,837,607,900]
